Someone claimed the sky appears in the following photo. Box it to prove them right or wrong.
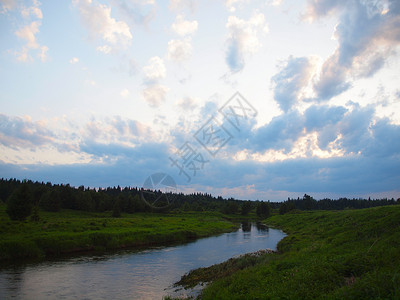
[0,0,399,201]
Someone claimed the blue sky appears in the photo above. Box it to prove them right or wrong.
[1,0,399,201]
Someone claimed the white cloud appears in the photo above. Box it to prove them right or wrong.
[120,88,130,98]
[15,20,40,49]
[142,84,169,107]
[21,0,43,19]
[167,39,192,61]
[225,0,249,12]
[74,0,132,52]
[176,96,199,110]
[13,1,48,63]
[38,45,48,62]
[142,56,166,81]
[96,45,112,54]
[267,0,282,6]
[225,12,268,72]
[169,0,196,12]
[171,14,198,36]
[69,57,79,64]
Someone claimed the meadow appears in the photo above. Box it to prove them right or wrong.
[176,205,400,299]
[0,202,237,261]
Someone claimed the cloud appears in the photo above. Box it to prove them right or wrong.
[120,88,130,98]
[12,1,48,63]
[225,0,249,12]
[141,57,168,107]
[69,57,79,64]
[266,0,282,6]
[168,15,197,63]
[271,56,316,112]
[225,12,268,72]
[171,14,198,36]
[169,0,196,12]
[251,110,305,152]
[0,0,17,13]
[167,39,192,61]
[175,96,199,110]
[73,0,132,53]
[96,45,112,54]
[142,56,166,82]
[111,0,156,27]
[0,114,54,149]
[142,84,169,107]
[304,104,347,132]
[21,0,43,19]
[1,104,400,200]
[308,0,400,101]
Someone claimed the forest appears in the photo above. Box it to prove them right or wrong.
[1,178,399,221]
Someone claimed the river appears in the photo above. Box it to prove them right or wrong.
[0,222,285,299]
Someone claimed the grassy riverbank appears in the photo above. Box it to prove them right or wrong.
[179,205,400,299]
[0,203,237,261]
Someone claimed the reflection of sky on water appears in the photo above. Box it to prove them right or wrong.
[0,224,285,300]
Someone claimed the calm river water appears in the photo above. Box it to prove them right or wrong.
[0,223,285,299]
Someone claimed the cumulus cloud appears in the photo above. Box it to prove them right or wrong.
[308,0,400,101]
[73,0,132,53]
[225,12,268,72]
[171,14,198,36]
[142,56,166,81]
[141,57,168,106]
[271,56,316,112]
[167,38,192,61]
[168,15,197,63]
[142,84,169,107]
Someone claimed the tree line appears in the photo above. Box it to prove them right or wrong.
[1,178,398,221]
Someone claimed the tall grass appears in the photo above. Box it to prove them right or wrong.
[191,206,400,299]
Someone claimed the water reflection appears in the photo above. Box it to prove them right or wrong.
[256,222,270,232]
[0,223,285,300]
[241,221,252,232]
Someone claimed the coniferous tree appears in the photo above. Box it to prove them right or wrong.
[112,198,121,217]
[6,181,33,221]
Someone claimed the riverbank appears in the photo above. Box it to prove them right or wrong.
[177,205,400,299]
[0,203,237,261]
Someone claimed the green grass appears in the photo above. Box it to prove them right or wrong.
[0,202,237,261]
[184,206,400,299]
